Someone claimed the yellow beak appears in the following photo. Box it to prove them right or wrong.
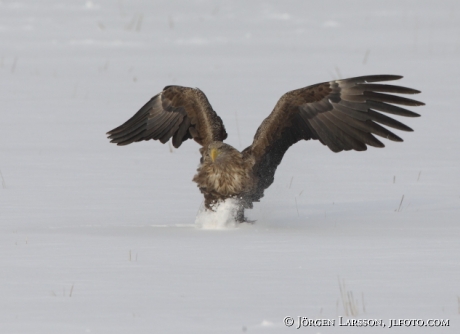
[210,148,219,162]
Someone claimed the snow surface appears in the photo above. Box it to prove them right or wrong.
[1,0,459,333]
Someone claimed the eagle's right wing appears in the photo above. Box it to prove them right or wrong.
[107,86,227,148]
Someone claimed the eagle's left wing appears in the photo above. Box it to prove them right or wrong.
[244,75,424,200]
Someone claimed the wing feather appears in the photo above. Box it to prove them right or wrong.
[366,101,420,117]
[347,84,421,94]
[172,117,192,148]
[328,111,385,147]
[324,111,380,149]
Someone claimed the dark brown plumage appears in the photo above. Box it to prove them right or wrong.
[107,75,424,222]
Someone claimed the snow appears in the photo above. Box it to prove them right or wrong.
[195,198,240,230]
[0,0,459,333]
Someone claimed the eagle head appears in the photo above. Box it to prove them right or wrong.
[205,142,240,165]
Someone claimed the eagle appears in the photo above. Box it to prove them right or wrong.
[107,75,423,222]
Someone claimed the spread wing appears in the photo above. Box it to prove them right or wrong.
[107,86,227,148]
[244,75,424,200]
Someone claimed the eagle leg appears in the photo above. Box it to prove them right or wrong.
[234,206,255,224]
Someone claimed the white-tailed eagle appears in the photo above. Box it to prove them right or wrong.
[107,75,423,222]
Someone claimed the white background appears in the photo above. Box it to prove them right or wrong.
[0,0,459,333]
